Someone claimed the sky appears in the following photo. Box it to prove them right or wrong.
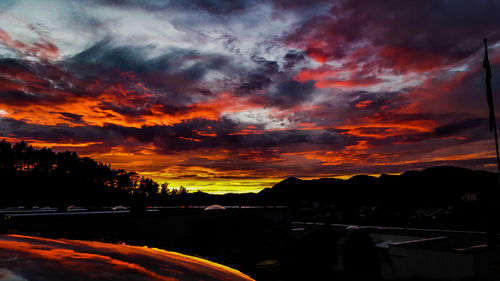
[1,0,500,193]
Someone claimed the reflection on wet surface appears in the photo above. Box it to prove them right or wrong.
[0,234,254,281]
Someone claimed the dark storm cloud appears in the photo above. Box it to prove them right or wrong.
[250,55,280,75]
[361,116,490,146]
[115,117,352,153]
[434,118,486,137]
[284,0,500,71]
[237,74,272,94]
[95,0,332,15]
[236,56,281,95]
[343,0,500,57]
[0,115,356,156]
[0,59,56,94]
[283,50,305,69]
[98,101,153,118]
[96,0,255,14]
[0,57,32,73]
[0,118,116,143]
[425,60,500,118]
[0,90,65,106]
[267,80,316,107]
[0,57,99,102]
[156,104,194,115]
[271,0,331,9]
[69,40,157,72]
[170,0,253,14]
[58,112,84,123]
[433,118,491,144]
[348,91,404,109]
[68,40,233,95]
[373,112,437,124]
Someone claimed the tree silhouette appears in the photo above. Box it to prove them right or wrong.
[138,177,159,199]
[160,182,169,196]
[0,140,165,208]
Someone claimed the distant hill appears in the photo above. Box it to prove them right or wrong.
[258,166,498,208]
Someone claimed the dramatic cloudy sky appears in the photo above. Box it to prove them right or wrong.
[1,0,500,193]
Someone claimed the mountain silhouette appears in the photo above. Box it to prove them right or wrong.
[259,166,497,208]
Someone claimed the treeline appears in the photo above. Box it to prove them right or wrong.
[0,140,193,209]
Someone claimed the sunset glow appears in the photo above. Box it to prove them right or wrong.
[1,1,500,193]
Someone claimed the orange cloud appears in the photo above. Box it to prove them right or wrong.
[355,100,373,108]
[179,136,201,142]
[193,130,217,137]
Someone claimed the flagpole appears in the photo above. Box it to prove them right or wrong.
[484,39,500,181]
[484,38,500,246]
[493,112,500,181]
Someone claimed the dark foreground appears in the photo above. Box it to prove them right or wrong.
[2,207,294,280]
[3,207,500,281]
[0,234,253,281]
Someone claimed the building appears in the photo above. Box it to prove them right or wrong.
[294,222,500,280]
